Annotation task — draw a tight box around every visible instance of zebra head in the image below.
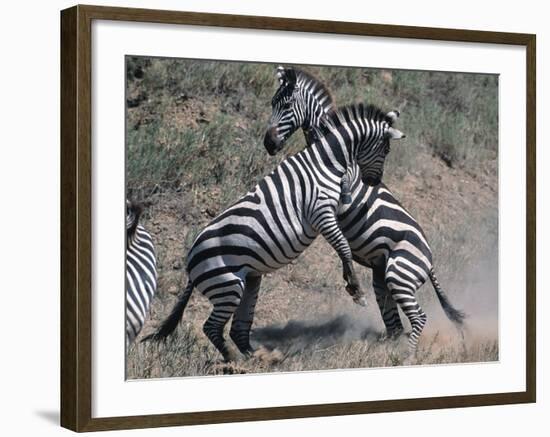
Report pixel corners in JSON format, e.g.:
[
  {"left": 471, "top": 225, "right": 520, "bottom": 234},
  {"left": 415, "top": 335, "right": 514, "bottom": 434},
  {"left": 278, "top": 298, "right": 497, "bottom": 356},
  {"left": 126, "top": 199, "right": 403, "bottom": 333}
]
[
  {"left": 353, "top": 107, "right": 405, "bottom": 186},
  {"left": 264, "top": 66, "right": 334, "bottom": 155},
  {"left": 264, "top": 66, "right": 300, "bottom": 155}
]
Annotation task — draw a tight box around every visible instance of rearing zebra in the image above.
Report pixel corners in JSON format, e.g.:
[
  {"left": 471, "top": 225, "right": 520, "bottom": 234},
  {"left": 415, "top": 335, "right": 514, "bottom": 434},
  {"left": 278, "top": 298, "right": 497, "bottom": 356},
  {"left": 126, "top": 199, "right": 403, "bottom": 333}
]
[
  {"left": 126, "top": 200, "right": 157, "bottom": 346},
  {"left": 264, "top": 66, "right": 465, "bottom": 353},
  {"left": 145, "top": 103, "right": 405, "bottom": 361}
]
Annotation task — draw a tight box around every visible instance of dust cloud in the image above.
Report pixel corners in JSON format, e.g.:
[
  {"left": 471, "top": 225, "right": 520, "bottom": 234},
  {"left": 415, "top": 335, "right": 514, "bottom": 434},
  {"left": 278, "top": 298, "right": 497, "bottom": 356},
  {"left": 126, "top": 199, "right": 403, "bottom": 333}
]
[{"left": 251, "top": 246, "right": 499, "bottom": 361}]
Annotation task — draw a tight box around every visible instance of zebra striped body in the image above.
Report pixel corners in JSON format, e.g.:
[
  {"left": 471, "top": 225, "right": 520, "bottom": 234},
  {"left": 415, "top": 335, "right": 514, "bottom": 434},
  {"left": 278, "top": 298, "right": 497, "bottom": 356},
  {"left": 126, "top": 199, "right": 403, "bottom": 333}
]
[
  {"left": 147, "top": 104, "right": 402, "bottom": 361},
  {"left": 265, "top": 67, "right": 465, "bottom": 353},
  {"left": 126, "top": 200, "right": 157, "bottom": 345},
  {"left": 338, "top": 165, "right": 434, "bottom": 345}
]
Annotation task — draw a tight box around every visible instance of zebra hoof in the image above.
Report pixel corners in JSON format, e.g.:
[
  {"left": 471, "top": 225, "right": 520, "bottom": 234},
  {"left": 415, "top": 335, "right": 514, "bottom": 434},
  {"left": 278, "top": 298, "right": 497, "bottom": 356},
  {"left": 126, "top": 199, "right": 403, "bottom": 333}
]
[
  {"left": 253, "top": 346, "right": 285, "bottom": 364},
  {"left": 222, "top": 349, "right": 239, "bottom": 363},
  {"left": 378, "top": 331, "right": 399, "bottom": 342},
  {"left": 402, "top": 354, "right": 417, "bottom": 366},
  {"left": 354, "top": 295, "right": 367, "bottom": 307}
]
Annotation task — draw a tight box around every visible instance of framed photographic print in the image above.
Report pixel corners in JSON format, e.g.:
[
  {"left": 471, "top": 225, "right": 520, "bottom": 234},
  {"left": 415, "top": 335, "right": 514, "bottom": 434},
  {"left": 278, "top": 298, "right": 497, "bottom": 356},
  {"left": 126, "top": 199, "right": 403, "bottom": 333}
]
[{"left": 60, "top": 4, "right": 536, "bottom": 432}]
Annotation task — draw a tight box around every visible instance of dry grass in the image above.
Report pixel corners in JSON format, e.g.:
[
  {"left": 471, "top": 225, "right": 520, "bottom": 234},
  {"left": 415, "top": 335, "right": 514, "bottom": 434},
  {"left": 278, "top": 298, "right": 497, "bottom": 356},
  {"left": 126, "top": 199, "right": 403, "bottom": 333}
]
[
  {"left": 125, "top": 57, "right": 498, "bottom": 379},
  {"left": 128, "top": 247, "right": 498, "bottom": 378}
]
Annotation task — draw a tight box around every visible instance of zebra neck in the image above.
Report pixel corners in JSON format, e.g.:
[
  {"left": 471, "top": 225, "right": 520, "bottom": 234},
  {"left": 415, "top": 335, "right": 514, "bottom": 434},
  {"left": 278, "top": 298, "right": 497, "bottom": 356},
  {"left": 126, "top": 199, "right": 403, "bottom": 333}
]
[
  {"left": 326, "top": 114, "right": 372, "bottom": 165},
  {"left": 298, "top": 82, "right": 332, "bottom": 131},
  {"left": 127, "top": 223, "right": 140, "bottom": 244},
  {"left": 311, "top": 134, "right": 350, "bottom": 180}
]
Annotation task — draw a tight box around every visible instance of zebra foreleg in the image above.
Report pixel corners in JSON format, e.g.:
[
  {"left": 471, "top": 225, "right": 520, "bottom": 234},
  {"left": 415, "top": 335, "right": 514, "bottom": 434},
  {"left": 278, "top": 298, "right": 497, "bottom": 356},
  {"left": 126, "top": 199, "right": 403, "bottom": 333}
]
[
  {"left": 230, "top": 275, "right": 262, "bottom": 356},
  {"left": 340, "top": 172, "right": 352, "bottom": 205},
  {"left": 343, "top": 261, "right": 367, "bottom": 306},
  {"left": 313, "top": 208, "right": 367, "bottom": 306}
]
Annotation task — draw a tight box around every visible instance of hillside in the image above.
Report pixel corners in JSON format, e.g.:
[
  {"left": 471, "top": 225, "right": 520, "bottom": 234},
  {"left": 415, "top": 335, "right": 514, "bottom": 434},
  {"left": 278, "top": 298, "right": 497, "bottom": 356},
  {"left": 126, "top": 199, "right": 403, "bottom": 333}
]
[{"left": 125, "top": 57, "right": 498, "bottom": 378}]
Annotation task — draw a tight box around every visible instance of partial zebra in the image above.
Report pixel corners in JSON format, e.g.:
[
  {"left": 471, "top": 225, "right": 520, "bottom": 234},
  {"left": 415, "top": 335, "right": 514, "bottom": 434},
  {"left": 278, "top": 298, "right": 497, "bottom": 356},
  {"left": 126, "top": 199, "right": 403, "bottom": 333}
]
[
  {"left": 264, "top": 66, "right": 465, "bottom": 353},
  {"left": 145, "top": 103, "right": 405, "bottom": 361},
  {"left": 126, "top": 200, "right": 157, "bottom": 346}
]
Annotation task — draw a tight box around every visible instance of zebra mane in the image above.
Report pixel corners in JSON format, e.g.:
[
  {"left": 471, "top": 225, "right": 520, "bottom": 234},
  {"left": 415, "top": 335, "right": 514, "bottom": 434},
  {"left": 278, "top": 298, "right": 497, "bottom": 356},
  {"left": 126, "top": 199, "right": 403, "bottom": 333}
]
[
  {"left": 294, "top": 68, "right": 335, "bottom": 111},
  {"left": 272, "top": 66, "right": 335, "bottom": 111},
  {"left": 319, "top": 103, "right": 393, "bottom": 134}
]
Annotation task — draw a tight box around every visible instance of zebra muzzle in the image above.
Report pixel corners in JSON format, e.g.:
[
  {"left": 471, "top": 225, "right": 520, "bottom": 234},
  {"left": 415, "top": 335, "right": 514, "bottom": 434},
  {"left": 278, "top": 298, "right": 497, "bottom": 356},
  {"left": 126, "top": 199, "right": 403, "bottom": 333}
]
[
  {"left": 263, "top": 128, "right": 281, "bottom": 156},
  {"left": 345, "top": 282, "right": 367, "bottom": 307},
  {"left": 341, "top": 192, "right": 352, "bottom": 205}
]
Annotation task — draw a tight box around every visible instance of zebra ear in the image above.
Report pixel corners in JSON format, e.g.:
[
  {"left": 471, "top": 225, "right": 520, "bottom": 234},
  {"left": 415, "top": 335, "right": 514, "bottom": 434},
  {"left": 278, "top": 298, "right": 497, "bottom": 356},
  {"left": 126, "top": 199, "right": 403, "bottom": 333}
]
[
  {"left": 276, "top": 66, "right": 286, "bottom": 85},
  {"left": 388, "top": 127, "right": 406, "bottom": 139},
  {"left": 386, "top": 110, "right": 400, "bottom": 124},
  {"left": 276, "top": 66, "right": 297, "bottom": 86},
  {"left": 286, "top": 68, "right": 297, "bottom": 85}
]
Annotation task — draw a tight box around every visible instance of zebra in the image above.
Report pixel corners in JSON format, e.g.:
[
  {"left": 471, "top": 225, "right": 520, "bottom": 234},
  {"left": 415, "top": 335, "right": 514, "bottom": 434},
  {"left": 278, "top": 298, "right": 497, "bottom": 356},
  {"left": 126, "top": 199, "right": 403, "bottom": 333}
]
[
  {"left": 263, "top": 66, "right": 465, "bottom": 354},
  {"left": 126, "top": 199, "right": 157, "bottom": 346},
  {"left": 144, "top": 103, "right": 405, "bottom": 361}
]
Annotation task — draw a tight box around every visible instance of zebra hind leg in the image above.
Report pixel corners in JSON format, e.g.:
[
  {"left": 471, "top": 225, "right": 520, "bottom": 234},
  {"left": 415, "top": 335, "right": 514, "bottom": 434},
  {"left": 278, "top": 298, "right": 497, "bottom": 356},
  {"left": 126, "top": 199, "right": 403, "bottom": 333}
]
[
  {"left": 386, "top": 270, "right": 427, "bottom": 361},
  {"left": 202, "top": 279, "right": 244, "bottom": 362},
  {"left": 230, "top": 275, "right": 262, "bottom": 357},
  {"left": 405, "top": 310, "right": 427, "bottom": 354},
  {"left": 373, "top": 266, "right": 404, "bottom": 340}
]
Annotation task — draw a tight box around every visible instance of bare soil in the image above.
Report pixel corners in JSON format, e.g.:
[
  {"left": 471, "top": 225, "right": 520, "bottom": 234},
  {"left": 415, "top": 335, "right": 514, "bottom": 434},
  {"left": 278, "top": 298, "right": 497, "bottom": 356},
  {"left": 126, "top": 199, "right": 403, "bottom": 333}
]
[{"left": 127, "top": 154, "right": 498, "bottom": 379}]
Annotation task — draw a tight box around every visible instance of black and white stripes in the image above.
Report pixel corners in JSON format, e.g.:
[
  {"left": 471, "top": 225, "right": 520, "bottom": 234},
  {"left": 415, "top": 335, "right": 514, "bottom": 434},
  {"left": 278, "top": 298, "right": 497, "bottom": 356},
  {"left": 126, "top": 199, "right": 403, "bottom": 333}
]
[
  {"left": 264, "top": 66, "right": 465, "bottom": 353},
  {"left": 126, "top": 200, "right": 157, "bottom": 345},
  {"left": 146, "top": 102, "right": 403, "bottom": 361}
]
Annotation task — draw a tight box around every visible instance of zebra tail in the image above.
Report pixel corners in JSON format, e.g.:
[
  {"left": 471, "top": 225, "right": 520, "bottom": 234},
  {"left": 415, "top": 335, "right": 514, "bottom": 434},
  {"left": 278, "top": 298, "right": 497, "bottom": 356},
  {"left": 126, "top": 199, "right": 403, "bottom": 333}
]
[
  {"left": 428, "top": 268, "right": 466, "bottom": 325},
  {"left": 141, "top": 279, "right": 194, "bottom": 342}
]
